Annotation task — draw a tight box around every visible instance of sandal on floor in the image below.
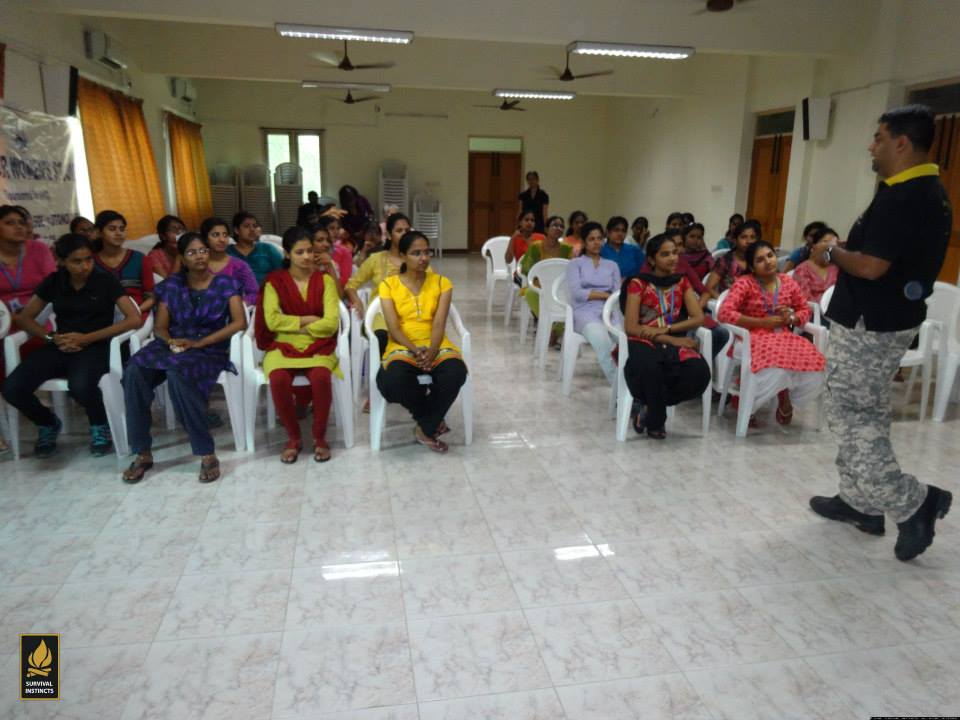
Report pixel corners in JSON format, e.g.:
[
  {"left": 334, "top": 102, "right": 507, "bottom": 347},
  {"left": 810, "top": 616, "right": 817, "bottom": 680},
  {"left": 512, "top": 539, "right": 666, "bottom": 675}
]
[
  {"left": 776, "top": 406, "right": 793, "bottom": 425},
  {"left": 362, "top": 399, "right": 371, "bottom": 414},
  {"left": 280, "top": 445, "right": 301, "bottom": 464},
  {"left": 647, "top": 428, "right": 667, "bottom": 440},
  {"left": 122, "top": 455, "right": 154, "bottom": 484},
  {"left": 313, "top": 445, "right": 332, "bottom": 463},
  {"left": 631, "top": 414, "right": 646, "bottom": 435},
  {"left": 198, "top": 456, "right": 221, "bottom": 484},
  {"left": 436, "top": 421, "right": 450, "bottom": 436},
  {"left": 414, "top": 427, "right": 448, "bottom": 453}
]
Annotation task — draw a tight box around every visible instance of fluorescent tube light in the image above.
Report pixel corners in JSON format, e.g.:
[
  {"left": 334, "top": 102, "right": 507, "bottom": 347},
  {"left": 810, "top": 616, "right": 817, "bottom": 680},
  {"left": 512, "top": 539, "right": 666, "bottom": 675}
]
[
  {"left": 276, "top": 24, "right": 413, "bottom": 44},
  {"left": 302, "top": 81, "right": 391, "bottom": 93},
  {"left": 567, "top": 41, "right": 694, "bottom": 59},
  {"left": 493, "top": 89, "right": 575, "bottom": 100}
]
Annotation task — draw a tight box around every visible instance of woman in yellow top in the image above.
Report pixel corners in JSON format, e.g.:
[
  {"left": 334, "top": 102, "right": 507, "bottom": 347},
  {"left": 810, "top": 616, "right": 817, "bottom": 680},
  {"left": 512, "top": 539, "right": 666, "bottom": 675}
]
[
  {"left": 345, "top": 212, "right": 411, "bottom": 357},
  {"left": 378, "top": 231, "right": 468, "bottom": 453},
  {"left": 255, "top": 226, "right": 340, "bottom": 464}
]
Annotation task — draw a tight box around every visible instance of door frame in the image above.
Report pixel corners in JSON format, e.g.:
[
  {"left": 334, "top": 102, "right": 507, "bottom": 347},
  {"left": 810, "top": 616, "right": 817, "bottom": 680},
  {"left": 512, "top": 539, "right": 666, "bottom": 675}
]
[{"left": 467, "top": 136, "right": 524, "bottom": 252}]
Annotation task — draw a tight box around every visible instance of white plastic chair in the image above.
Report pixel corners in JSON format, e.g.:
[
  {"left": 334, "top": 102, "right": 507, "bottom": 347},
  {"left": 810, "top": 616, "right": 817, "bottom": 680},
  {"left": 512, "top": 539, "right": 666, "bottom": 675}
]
[
  {"left": 4, "top": 312, "right": 136, "bottom": 459},
  {"left": 350, "top": 288, "right": 371, "bottom": 404},
  {"left": 712, "top": 249, "right": 729, "bottom": 261},
  {"left": 552, "top": 274, "right": 588, "bottom": 396},
  {"left": 128, "top": 234, "right": 159, "bottom": 255},
  {"left": 242, "top": 303, "right": 354, "bottom": 452},
  {"left": 364, "top": 297, "right": 473, "bottom": 451},
  {"left": 526, "top": 258, "right": 570, "bottom": 367},
  {"left": 714, "top": 290, "right": 827, "bottom": 437},
  {"left": 503, "top": 261, "right": 520, "bottom": 327},
  {"left": 0, "top": 301, "right": 14, "bottom": 444},
  {"left": 259, "top": 234, "right": 283, "bottom": 250},
  {"left": 932, "top": 282, "right": 960, "bottom": 422},
  {"left": 602, "top": 291, "right": 712, "bottom": 441},
  {"left": 481, "top": 236, "right": 512, "bottom": 315}
]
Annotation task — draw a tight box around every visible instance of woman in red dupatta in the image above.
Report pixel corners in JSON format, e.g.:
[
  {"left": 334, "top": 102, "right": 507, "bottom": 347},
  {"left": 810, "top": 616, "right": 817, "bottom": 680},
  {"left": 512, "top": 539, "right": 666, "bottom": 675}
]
[{"left": 255, "top": 227, "right": 341, "bottom": 463}]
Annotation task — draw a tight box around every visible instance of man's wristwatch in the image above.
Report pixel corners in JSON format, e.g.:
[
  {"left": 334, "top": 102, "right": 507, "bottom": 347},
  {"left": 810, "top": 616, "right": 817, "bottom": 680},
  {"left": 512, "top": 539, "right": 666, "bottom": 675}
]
[{"left": 823, "top": 246, "right": 833, "bottom": 264}]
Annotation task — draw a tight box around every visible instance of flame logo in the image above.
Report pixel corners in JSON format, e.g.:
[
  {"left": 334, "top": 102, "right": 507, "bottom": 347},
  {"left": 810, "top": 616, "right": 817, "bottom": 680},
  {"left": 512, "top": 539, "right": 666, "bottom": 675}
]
[{"left": 26, "top": 639, "right": 53, "bottom": 677}]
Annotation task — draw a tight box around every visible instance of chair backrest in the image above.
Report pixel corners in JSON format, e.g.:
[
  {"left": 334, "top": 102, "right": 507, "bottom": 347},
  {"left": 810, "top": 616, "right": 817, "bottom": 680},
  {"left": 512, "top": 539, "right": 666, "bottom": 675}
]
[
  {"left": 528, "top": 258, "right": 569, "bottom": 317},
  {"left": 260, "top": 234, "right": 283, "bottom": 248},
  {"left": 715, "top": 289, "right": 731, "bottom": 319},
  {"left": 274, "top": 162, "right": 302, "bottom": 185},
  {"left": 712, "top": 249, "right": 729, "bottom": 261},
  {"left": 481, "top": 236, "right": 511, "bottom": 274},
  {"left": 0, "top": 300, "right": 11, "bottom": 339},
  {"left": 551, "top": 273, "right": 571, "bottom": 309},
  {"left": 926, "top": 281, "right": 960, "bottom": 351},
  {"left": 242, "top": 164, "right": 269, "bottom": 187},
  {"left": 820, "top": 284, "right": 835, "bottom": 314},
  {"left": 211, "top": 163, "right": 237, "bottom": 186},
  {"left": 128, "top": 234, "right": 159, "bottom": 255}
]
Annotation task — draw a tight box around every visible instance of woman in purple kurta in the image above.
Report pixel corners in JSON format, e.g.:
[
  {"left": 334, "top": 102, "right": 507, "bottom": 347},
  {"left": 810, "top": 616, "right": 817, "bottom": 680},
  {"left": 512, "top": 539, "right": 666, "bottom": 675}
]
[
  {"left": 122, "top": 232, "right": 247, "bottom": 485},
  {"left": 565, "top": 222, "right": 621, "bottom": 386}
]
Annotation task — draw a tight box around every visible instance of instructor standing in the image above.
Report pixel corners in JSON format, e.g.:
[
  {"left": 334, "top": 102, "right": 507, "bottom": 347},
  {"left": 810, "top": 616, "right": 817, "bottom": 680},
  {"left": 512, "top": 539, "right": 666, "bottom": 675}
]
[{"left": 809, "top": 104, "right": 952, "bottom": 561}]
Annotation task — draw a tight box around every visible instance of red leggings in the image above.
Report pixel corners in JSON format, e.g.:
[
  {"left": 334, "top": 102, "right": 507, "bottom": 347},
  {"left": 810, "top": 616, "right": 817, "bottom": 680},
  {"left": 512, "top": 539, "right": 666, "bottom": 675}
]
[{"left": 269, "top": 367, "right": 333, "bottom": 449}]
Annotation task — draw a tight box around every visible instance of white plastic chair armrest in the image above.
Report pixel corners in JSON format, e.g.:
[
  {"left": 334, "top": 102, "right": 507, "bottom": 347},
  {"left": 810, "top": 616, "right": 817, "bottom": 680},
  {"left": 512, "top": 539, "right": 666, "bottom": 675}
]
[
  {"left": 108, "top": 329, "right": 137, "bottom": 377},
  {"left": 807, "top": 301, "right": 821, "bottom": 326},
  {"left": 695, "top": 326, "right": 712, "bottom": 367},
  {"left": 4, "top": 330, "right": 30, "bottom": 373},
  {"left": 802, "top": 322, "right": 828, "bottom": 355},
  {"left": 917, "top": 319, "right": 939, "bottom": 357}
]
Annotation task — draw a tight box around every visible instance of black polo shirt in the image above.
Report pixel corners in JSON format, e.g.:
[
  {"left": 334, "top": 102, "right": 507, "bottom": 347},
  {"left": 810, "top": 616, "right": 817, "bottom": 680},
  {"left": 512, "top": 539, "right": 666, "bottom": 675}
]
[
  {"left": 827, "top": 164, "right": 951, "bottom": 332},
  {"left": 518, "top": 187, "right": 549, "bottom": 233},
  {"left": 35, "top": 269, "right": 125, "bottom": 337}
]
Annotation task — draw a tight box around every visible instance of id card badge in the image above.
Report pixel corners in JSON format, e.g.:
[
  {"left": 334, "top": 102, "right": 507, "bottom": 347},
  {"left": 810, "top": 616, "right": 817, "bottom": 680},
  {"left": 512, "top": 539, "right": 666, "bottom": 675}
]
[{"left": 8, "top": 298, "right": 23, "bottom": 313}]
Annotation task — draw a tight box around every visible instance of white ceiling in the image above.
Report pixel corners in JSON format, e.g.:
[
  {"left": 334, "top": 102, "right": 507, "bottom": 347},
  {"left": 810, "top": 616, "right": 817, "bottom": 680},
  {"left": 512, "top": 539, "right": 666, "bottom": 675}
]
[{"left": 28, "top": 0, "right": 879, "bottom": 96}]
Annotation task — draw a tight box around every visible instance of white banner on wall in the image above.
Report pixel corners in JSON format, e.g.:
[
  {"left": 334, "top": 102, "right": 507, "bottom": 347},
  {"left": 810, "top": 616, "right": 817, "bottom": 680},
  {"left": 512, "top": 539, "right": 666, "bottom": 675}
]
[{"left": 0, "top": 105, "right": 78, "bottom": 243}]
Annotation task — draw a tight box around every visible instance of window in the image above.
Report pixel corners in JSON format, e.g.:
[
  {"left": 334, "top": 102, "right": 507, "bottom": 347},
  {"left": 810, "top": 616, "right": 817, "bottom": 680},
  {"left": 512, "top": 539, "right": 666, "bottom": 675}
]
[{"left": 262, "top": 129, "right": 323, "bottom": 202}]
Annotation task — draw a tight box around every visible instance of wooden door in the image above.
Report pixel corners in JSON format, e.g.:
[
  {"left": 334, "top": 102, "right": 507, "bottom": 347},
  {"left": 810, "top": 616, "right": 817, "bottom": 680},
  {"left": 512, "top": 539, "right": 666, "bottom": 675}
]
[
  {"left": 468, "top": 151, "right": 522, "bottom": 251},
  {"left": 746, "top": 134, "right": 792, "bottom": 247},
  {"left": 929, "top": 113, "right": 960, "bottom": 282}
]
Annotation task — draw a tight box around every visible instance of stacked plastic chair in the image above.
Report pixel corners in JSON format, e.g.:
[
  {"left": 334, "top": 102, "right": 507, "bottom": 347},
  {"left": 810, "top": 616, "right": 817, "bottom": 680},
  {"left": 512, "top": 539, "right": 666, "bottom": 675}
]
[
  {"left": 274, "top": 162, "right": 303, "bottom": 232},
  {"left": 379, "top": 160, "right": 409, "bottom": 217},
  {"left": 413, "top": 193, "right": 443, "bottom": 258},
  {"left": 210, "top": 163, "right": 239, "bottom": 223},
  {"left": 241, "top": 164, "right": 274, "bottom": 233}
]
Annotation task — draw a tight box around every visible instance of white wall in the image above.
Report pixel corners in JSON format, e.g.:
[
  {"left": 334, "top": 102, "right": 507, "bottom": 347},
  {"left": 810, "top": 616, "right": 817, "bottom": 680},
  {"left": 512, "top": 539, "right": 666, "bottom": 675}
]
[
  {"left": 195, "top": 81, "right": 610, "bottom": 250},
  {"left": 0, "top": 5, "right": 192, "bottom": 214}
]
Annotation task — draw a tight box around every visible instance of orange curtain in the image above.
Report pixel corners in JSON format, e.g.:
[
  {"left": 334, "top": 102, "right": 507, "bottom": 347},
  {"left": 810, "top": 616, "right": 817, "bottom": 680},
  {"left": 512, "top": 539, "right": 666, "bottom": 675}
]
[
  {"left": 167, "top": 113, "right": 212, "bottom": 231},
  {"left": 77, "top": 77, "right": 164, "bottom": 239}
]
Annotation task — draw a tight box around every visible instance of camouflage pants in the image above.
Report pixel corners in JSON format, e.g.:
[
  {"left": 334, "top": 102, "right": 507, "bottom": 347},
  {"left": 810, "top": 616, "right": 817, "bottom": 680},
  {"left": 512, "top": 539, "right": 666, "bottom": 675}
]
[{"left": 826, "top": 320, "right": 927, "bottom": 523}]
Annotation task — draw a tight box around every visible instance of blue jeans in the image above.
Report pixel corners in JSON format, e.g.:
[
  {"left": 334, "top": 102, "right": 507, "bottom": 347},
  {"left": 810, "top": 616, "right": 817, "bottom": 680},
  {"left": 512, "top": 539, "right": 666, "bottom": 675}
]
[{"left": 123, "top": 364, "right": 214, "bottom": 456}]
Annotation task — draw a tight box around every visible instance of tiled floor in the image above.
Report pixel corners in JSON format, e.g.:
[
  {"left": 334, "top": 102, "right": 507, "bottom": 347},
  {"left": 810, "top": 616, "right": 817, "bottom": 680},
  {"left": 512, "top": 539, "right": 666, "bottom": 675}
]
[{"left": 1, "top": 255, "right": 959, "bottom": 719}]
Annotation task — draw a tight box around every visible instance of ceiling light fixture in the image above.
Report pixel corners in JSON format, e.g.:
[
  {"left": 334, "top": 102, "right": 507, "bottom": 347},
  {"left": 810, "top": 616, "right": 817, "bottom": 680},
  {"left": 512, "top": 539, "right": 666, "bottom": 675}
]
[
  {"left": 493, "top": 89, "right": 575, "bottom": 100},
  {"left": 302, "top": 80, "right": 391, "bottom": 93},
  {"left": 567, "top": 41, "right": 694, "bottom": 60},
  {"left": 277, "top": 23, "right": 413, "bottom": 44}
]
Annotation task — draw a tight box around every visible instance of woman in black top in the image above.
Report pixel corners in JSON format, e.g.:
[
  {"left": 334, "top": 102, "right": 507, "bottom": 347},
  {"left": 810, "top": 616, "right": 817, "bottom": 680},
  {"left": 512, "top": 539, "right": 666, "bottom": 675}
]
[
  {"left": 2, "top": 234, "right": 139, "bottom": 457},
  {"left": 518, "top": 171, "right": 549, "bottom": 233}
]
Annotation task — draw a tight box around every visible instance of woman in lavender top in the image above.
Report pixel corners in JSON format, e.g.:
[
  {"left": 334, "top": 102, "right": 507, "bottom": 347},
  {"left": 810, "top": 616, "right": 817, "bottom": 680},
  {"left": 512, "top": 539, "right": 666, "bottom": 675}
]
[
  {"left": 565, "top": 221, "right": 621, "bottom": 386},
  {"left": 121, "top": 232, "right": 247, "bottom": 485},
  {"left": 201, "top": 216, "right": 259, "bottom": 304}
]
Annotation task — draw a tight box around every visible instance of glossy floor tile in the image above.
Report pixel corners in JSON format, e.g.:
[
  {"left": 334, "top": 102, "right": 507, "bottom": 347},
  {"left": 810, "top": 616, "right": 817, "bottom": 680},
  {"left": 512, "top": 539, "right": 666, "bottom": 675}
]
[{"left": 2, "top": 256, "right": 958, "bottom": 718}]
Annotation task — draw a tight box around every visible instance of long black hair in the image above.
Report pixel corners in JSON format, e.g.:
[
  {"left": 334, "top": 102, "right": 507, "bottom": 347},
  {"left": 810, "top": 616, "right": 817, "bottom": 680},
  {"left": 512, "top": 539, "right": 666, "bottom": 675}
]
[
  {"left": 731, "top": 219, "right": 762, "bottom": 244},
  {"left": 384, "top": 212, "right": 411, "bottom": 250},
  {"left": 53, "top": 232, "right": 93, "bottom": 260},
  {"left": 398, "top": 230, "right": 430, "bottom": 273},
  {"left": 154, "top": 214, "right": 185, "bottom": 249},
  {"left": 566, "top": 210, "right": 587, "bottom": 236},
  {"left": 93, "top": 209, "right": 126, "bottom": 252},
  {"left": 281, "top": 225, "right": 312, "bottom": 269}
]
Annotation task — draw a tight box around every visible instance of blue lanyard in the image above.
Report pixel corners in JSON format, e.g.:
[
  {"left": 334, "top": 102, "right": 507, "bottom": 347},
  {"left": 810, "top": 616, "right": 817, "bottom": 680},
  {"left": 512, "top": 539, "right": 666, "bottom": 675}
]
[
  {"left": 0, "top": 248, "right": 24, "bottom": 292},
  {"left": 655, "top": 285, "right": 677, "bottom": 327},
  {"left": 755, "top": 276, "right": 780, "bottom": 316}
]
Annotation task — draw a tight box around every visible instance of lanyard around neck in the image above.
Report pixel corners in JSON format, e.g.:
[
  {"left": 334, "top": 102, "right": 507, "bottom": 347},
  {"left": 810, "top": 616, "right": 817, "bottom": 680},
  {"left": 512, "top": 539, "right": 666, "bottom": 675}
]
[{"left": 0, "top": 247, "right": 25, "bottom": 291}]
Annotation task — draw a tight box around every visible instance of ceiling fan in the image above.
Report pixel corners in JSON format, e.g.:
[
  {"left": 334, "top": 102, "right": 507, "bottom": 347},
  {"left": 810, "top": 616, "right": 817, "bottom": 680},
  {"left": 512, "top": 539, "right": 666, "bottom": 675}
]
[
  {"left": 473, "top": 99, "right": 526, "bottom": 112},
  {"left": 337, "top": 89, "right": 379, "bottom": 104},
  {"left": 692, "top": 0, "right": 756, "bottom": 14},
  {"left": 310, "top": 39, "right": 395, "bottom": 71},
  {"left": 545, "top": 50, "right": 613, "bottom": 82}
]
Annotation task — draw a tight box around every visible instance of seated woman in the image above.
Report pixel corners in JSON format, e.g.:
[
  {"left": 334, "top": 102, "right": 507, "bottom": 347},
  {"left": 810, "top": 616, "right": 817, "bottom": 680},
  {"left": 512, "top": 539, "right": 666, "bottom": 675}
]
[
  {"left": 782, "top": 221, "right": 828, "bottom": 272},
  {"left": 121, "top": 232, "right": 247, "bottom": 484},
  {"left": 706, "top": 219, "right": 761, "bottom": 299},
  {"left": 317, "top": 215, "right": 355, "bottom": 283},
  {"left": 255, "top": 226, "right": 340, "bottom": 464},
  {"left": 566, "top": 223, "right": 620, "bottom": 386},
  {"left": 627, "top": 216, "right": 649, "bottom": 249},
  {"left": 338, "top": 184, "right": 375, "bottom": 247},
  {"left": 0, "top": 205, "right": 56, "bottom": 315},
  {"left": 310, "top": 224, "right": 345, "bottom": 297},
  {"left": 227, "top": 211, "right": 283, "bottom": 285},
  {"left": 345, "top": 213, "right": 410, "bottom": 359},
  {"left": 149, "top": 215, "right": 186, "bottom": 279},
  {"left": 93, "top": 210, "right": 155, "bottom": 314},
  {"left": 2, "top": 233, "right": 139, "bottom": 457},
  {"left": 201, "top": 216, "right": 259, "bottom": 305},
  {"left": 715, "top": 213, "right": 744, "bottom": 251},
  {"left": 621, "top": 233, "right": 711, "bottom": 439},
  {"left": 69, "top": 215, "right": 96, "bottom": 240},
  {"left": 681, "top": 223, "right": 714, "bottom": 280},
  {"left": 717, "top": 240, "right": 825, "bottom": 426},
  {"left": 563, "top": 210, "right": 588, "bottom": 257},
  {"left": 378, "top": 231, "right": 468, "bottom": 453},
  {"left": 504, "top": 210, "right": 544, "bottom": 265},
  {"left": 792, "top": 226, "right": 839, "bottom": 304},
  {"left": 520, "top": 214, "right": 573, "bottom": 320},
  {"left": 354, "top": 220, "right": 384, "bottom": 266}
]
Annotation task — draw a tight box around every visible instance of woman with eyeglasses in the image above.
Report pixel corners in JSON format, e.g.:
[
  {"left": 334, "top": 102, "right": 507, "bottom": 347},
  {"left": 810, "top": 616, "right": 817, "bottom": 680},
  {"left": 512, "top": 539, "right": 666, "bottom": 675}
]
[
  {"left": 519, "top": 214, "right": 573, "bottom": 320},
  {"left": 377, "top": 231, "right": 467, "bottom": 453},
  {"left": 121, "top": 232, "right": 247, "bottom": 484}
]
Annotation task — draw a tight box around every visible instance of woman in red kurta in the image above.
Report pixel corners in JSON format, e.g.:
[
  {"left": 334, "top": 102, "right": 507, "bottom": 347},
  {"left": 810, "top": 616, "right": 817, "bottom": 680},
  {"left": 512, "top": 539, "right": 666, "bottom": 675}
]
[{"left": 717, "top": 240, "right": 825, "bottom": 425}]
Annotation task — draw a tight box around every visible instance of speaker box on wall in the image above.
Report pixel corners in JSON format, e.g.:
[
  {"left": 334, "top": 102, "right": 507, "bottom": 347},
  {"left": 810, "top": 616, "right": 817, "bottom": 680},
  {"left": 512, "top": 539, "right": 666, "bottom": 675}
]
[
  {"left": 40, "top": 64, "right": 78, "bottom": 116},
  {"left": 801, "top": 97, "right": 830, "bottom": 141}
]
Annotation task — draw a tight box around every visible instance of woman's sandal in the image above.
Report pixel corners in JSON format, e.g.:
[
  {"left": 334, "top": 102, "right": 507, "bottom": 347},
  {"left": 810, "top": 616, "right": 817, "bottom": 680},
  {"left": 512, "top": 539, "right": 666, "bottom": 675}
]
[
  {"left": 436, "top": 421, "right": 450, "bottom": 436},
  {"left": 280, "top": 445, "right": 301, "bottom": 464},
  {"left": 646, "top": 428, "right": 667, "bottom": 440},
  {"left": 122, "top": 455, "right": 154, "bottom": 484},
  {"left": 776, "top": 405, "right": 794, "bottom": 425},
  {"left": 313, "top": 445, "right": 332, "bottom": 463},
  {"left": 414, "top": 428, "right": 448, "bottom": 453},
  {"left": 631, "top": 414, "right": 646, "bottom": 435},
  {"left": 198, "top": 456, "right": 221, "bottom": 484}
]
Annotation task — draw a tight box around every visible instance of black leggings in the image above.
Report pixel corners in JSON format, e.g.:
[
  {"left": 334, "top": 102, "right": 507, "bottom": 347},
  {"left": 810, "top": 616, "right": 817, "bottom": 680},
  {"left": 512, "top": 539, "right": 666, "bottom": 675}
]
[
  {"left": 374, "top": 329, "right": 388, "bottom": 358},
  {"left": 624, "top": 341, "right": 710, "bottom": 432},
  {"left": 2, "top": 342, "right": 110, "bottom": 426},
  {"left": 376, "top": 358, "right": 467, "bottom": 437}
]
